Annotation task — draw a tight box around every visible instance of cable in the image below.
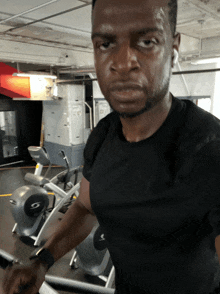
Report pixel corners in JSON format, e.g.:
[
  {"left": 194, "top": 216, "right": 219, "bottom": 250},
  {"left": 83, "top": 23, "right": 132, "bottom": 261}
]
[
  {"left": 3, "top": 3, "right": 90, "bottom": 34},
  {"left": 0, "top": 0, "right": 60, "bottom": 25}
]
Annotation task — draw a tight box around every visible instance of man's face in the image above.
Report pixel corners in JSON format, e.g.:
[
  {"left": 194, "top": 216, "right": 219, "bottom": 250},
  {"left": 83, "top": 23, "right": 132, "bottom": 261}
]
[{"left": 92, "top": 0, "right": 179, "bottom": 118}]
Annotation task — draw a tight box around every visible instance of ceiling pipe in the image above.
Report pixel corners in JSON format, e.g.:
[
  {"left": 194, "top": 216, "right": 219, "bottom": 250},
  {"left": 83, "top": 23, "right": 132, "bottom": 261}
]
[
  {"left": 58, "top": 67, "right": 95, "bottom": 74},
  {"left": 3, "top": 3, "right": 90, "bottom": 34},
  {"left": 56, "top": 78, "right": 96, "bottom": 84},
  {"left": 0, "top": 12, "right": 91, "bottom": 39},
  {"left": 176, "top": 62, "right": 190, "bottom": 96},
  {"left": 57, "top": 67, "right": 220, "bottom": 83},
  {"left": 172, "top": 68, "right": 220, "bottom": 75},
  {"left": 0, "top": 0, "right": 60, "bottom": 25},
  {"left": 0, "top": 34, "right": 92, "bottom": 53}
]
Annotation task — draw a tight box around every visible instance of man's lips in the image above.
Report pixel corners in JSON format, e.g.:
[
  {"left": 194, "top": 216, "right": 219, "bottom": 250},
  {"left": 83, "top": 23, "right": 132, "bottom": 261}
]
[{"left": 109, "top": 82, "right": 144, "bottom": 101}]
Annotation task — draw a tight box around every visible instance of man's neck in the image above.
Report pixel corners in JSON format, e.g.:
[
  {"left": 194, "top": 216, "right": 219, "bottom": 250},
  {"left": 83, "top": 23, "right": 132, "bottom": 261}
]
[{"left": 120, "top": 94, "right": 172, "bottom": 143}]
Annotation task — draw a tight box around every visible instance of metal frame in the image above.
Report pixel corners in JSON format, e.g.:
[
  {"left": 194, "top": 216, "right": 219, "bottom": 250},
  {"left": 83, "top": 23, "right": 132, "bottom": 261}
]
[
  {"left": 32, "top": 182, "right": 80, "bottom": 246},
  {"left": 12, "top": 167, "right": 81, "bottom": 247}
]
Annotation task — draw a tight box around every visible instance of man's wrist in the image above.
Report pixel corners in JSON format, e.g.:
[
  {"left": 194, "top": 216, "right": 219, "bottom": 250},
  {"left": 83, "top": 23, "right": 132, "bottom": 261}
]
[
  {"left": 29, "top": 247, "right": 55, "bottom": 270},
  {"left": 30, "top": 258, "right": 49, "bottom": 272}
]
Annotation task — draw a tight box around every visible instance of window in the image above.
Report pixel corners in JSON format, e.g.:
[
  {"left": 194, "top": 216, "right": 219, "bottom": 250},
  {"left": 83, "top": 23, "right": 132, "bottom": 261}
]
[{"left": 0, "top": 111, "right": 18, "bottom": 158}]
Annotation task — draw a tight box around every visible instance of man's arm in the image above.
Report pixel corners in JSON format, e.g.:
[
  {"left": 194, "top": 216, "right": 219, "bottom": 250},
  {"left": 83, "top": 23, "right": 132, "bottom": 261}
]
[
  {"left": 43, "top": 176, "right": 96, "bottom": 261},
  {"left": 3, "top": 176, "right": 96, "bottom": 294},
  {"left": 215, "top": 235, "right": 220, "bottom": 263}
]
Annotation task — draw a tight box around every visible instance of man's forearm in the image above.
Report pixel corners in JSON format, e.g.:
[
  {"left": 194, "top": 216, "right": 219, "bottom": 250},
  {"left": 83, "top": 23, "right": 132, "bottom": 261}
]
[
  {"left": 42, "top": 199, "right": 97, "bottom": 262},
  {"left": 215, "top": 235, "right": 220, "bottom": 264}
]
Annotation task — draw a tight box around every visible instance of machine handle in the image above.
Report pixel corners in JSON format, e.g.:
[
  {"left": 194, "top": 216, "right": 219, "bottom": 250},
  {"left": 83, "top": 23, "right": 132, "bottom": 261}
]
[
  {"left": 84, "top": 102, "right": 93, "bottom": 131},
  {"left": 0, "top": 249, "right": 58, "bottom": 294},
  {"left": 0, "top": 249, "right": 115, "bottom": 294}
]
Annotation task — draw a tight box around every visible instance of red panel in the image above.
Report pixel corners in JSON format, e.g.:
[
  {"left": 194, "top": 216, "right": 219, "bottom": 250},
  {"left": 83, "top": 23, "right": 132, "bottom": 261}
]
[
  {"left": 0, "top": 63, "right": 31, "bottom": 98},
  {"left": 0, "top": 75, "right": 31, "bottom": 98},
  {"left": 0, "top": 62, "right": 17, "bottom": 75}
]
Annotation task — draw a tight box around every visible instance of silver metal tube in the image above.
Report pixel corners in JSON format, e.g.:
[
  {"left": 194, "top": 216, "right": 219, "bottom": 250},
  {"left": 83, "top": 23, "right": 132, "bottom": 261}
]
[
  {"left": 105, "top": 267, "right": 115, "bottom": 288},
  {"left": 45, "top": 275, "right": 115, "bottom": 294},
  {"left": 39, "top": 282, "right": 59, "bottom": 294},
  {"left": 84, "top": 102, "right": 93, "bottom": 130},
  {"left": 176, "top": 62, "right": 190, "bottom": 96},
  {"left": 34, "top": 163, "right": 43, "bottom": 176},
  {"left": 173, "top": 68, "right": 220, "bottom": 75},
  {"left": 4, "top": 3, "right": 90, "bottom": 33}
]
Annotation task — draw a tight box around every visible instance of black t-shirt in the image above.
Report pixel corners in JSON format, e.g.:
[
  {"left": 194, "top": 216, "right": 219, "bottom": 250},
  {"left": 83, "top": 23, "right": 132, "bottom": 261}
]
[{"left": 83, "top": 97, "right": 220, "bottom": 294}]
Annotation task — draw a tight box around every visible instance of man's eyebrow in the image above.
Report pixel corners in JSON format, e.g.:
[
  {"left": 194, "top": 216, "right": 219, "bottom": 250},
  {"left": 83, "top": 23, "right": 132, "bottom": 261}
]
[
  {"left": 91, "top": 28, "right": 164, "bottom": 40},
  {"left": 91, "top": 32, "right": 115, "bottom": 40},
  {"left": 131, "top": 28, "right": 164, "bottom": 36}
]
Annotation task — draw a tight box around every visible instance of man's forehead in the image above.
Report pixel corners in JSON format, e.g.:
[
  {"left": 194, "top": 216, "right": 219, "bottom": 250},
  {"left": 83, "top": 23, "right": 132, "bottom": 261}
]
[
  {"left": 92, "top": 0, "right": 170, "bottom": 33},
  {"left": 93, "top": 0, "right": 170, "bottom": 14}
]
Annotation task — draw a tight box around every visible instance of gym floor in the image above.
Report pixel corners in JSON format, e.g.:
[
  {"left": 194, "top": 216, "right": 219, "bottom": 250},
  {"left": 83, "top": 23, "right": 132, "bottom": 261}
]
[{"left": 0, "top": 163, "right": 106, "bottom": 294}]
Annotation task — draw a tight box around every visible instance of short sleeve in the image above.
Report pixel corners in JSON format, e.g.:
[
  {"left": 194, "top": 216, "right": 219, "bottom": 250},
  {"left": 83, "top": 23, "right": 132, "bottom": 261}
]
[
  {"left": 194, "top": 140, "right": 220, "bottom": 237},
  {"left": 82, "top": 112, "right": 115, "bottom": 182},
  {"left": 208, "top": 206, "right": 220, "bottom": 237}
]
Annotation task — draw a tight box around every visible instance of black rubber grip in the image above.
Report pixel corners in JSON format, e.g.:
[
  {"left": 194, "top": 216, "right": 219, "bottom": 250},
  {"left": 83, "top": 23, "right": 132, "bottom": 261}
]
[{"left": 0, "top": 255, "right": 13, "bottom": 269}]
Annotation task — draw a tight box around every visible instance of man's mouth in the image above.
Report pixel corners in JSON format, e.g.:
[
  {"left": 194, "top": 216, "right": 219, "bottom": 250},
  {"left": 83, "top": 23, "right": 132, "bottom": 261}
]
[{"left": 109, "top": 83, "right": 144, "bottom": 101}]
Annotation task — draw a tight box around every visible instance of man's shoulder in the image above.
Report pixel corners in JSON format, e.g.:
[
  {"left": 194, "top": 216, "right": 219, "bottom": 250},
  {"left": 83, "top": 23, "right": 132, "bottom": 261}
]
[
  {"left": 185, "top": 100, "right": 220, "bottom": 124},
  {"left": 180, "top": 99, "right": 220, "bottom": 143},
  {"left": 83, "top": 111, "right": 119, "bottom": 180},
  {"left": 92, "top": 111, "right": 119, "bottom": 137},
  {"left": 172, "top": 99, "right": 220, "bottom": 175},
  {"left": 84, "top": 111, "right": 118, "bottom": 157},
  {"left": 96, "top": 111, "right": 118, "bottom": 126},
  {"left": 173, "top": 99, "right": 220, "bottom": 177}
]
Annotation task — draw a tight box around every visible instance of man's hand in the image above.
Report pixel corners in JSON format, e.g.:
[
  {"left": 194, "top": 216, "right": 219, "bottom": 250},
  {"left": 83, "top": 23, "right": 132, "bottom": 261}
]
[{"left": 2, "top": 261, "right": 47, "bottom": 294}]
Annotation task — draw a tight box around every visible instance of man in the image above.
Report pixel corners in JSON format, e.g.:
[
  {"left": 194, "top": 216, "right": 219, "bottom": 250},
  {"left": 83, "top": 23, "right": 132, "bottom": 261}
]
[{"left": 3, "top": 0, "right": 220, "bottom": 293}]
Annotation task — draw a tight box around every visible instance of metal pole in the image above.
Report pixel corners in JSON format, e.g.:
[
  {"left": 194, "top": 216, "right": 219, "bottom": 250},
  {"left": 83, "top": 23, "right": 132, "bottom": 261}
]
[
  {"left": 45, "top": 275, "right": 115, "bottom": 294},
  {"left": 84, "top": 102, "right": 93, "bottom": 130},
  {"left": 0, "top": 0, "right": 59, "bottom": 25},
  {"left": 57, "top": 67, "right": 220, "bottom": 84},
  {"left": 4, "top": 3, "right": 90, "bottom": 34},
  {"left": 176, "top": 62, "right": 190, "bottom": 96},
  {"left": 172, "top": 68, "right": 220, "bottom": 75}
]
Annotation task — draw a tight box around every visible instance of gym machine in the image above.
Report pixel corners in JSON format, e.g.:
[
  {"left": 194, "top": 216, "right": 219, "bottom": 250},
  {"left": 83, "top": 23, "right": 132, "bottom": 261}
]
[
  {"left": 9, "top": 146, "right": 115, "bottom": 288},
  {"left": 10, "top": 146, "right": 81, "bottom": 247}
]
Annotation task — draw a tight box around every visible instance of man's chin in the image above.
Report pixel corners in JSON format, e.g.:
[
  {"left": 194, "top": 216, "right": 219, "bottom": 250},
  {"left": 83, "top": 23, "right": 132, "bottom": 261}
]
[{"left": 113, "top": 103, "right": 152, "bottom": 119}]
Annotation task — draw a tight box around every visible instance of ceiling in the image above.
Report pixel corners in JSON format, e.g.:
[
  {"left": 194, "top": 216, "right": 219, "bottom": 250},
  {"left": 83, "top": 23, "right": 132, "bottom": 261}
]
[{"left": 0, "top": 0, "right": 220, "bottom": 74}]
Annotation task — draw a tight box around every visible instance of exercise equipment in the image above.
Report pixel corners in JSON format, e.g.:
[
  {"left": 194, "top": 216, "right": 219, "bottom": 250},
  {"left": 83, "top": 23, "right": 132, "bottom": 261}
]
[
  {"left": 10, "top": 146, "right": 81, "bottom": 246},
  {"left": 71, "top": 223, "right": 115, "bottom": 288},
  {"left": 0, "top": 249, "right": 115, "bottom": 294},
  {"left": 9, "top": 146, "right": 115, "bottom": 286},
  {"left": 10, "top": 185, "right": 49, "bottom": 237}
]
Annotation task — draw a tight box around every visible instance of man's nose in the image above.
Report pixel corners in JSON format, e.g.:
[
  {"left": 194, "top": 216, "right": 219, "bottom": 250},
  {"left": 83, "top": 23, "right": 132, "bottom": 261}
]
[{"left": 111, "top": 42, "right": 140, "bottom": 75}]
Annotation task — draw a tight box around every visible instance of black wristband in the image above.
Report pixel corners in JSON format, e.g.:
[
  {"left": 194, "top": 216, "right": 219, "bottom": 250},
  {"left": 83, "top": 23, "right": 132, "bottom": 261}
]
[{"left": 29, "top": 247, "right": 54, "bottom": 270}]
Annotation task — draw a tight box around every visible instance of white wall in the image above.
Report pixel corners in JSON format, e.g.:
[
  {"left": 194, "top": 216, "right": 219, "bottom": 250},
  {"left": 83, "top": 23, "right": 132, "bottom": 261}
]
[
  {"left": 170, "top": 62, "right": 216, "bottom": 97},
  {"left": 211, "top": 62, "right": 220, "bottom": 119},
  {"left": 170, "top": 62, "right": 217, "bottom": 115},
  {"left": 0, "top": 39, "right": 94, "bottom": 68}
]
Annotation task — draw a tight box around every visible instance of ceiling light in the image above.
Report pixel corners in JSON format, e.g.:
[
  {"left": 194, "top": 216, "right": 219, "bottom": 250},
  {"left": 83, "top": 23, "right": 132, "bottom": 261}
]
[{"left": 12, "top": 73, "right": 57, "bottom": 79}]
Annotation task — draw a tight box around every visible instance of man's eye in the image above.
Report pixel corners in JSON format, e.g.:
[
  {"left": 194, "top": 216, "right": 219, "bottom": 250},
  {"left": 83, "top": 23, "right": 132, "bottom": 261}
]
[
  {"left": 99, "top": 41, "right": 114, "bottom": 51},
  {"left": 137, "top": 38, "right": 157, "bottom": 48}
]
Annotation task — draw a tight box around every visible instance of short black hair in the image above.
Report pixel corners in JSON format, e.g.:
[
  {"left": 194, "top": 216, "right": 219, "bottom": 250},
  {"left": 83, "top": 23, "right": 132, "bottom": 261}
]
[{"left": 92, "top": 0, "right": 178, "bottom": 36}]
